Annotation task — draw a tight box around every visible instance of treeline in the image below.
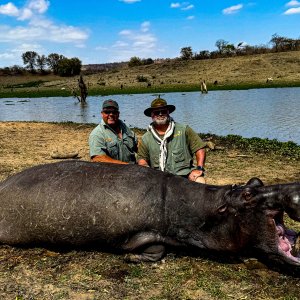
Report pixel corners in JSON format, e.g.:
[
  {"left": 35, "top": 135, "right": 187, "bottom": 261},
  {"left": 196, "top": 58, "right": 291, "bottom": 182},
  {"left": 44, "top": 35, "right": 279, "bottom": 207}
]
[
  {"left": 179, "top": 34, "right": 300, "bottom": 61},
  {"left": 127, "top": 33, "right": 300, "bottom": 67},
  {"left": 0, "top": 51, "right": 82, "bottom": 77}
]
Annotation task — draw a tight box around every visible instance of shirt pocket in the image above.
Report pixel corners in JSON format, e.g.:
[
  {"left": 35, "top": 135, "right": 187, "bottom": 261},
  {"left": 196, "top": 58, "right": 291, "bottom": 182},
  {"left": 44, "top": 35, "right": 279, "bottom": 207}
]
[
  {"left": 172, "top": 150, "right": 186, "bottom": 163},
  {"left": 123, "top": 135, "right": 137, "bottom": 152},
  {"left": 106, "top": 141, "right": 119, "bottom": 158}
]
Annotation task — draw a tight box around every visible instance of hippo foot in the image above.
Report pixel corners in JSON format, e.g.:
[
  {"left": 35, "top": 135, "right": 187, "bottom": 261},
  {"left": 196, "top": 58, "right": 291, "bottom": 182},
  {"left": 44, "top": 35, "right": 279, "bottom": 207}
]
[{"left": 124, "top": 245, "right": 165, "bottom": 263}]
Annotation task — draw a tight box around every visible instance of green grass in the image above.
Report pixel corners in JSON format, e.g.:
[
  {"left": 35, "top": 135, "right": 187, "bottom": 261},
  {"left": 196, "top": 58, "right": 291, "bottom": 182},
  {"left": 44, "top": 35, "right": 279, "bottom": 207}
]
[{"left": 0, "top": 81, "right": 300, "bottom": 98}]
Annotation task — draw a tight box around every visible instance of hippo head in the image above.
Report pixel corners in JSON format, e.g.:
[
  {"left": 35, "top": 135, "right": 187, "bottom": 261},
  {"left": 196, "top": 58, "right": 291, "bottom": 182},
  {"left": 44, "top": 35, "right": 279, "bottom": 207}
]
[
  {"left": 169, "top": 177, "right": 300, "bottom": 271},
  {"left": 227, "top": 179, "right": 300, "bottom": 271}
]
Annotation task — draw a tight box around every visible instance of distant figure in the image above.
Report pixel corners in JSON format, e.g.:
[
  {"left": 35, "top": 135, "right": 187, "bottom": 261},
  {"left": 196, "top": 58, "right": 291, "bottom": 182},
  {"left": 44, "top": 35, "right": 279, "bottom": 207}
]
[
  {"left": 213, "top": 80, "right": 218, "bottom": 85},
  {"left": 120, "top": 84, "right": 123, "bottom": 89},
  {"left": 266, "top": 77, "right": 273, "bottom": 83},
  {"left": 200, "top": 80, "right": 208, "bottom": 94}
]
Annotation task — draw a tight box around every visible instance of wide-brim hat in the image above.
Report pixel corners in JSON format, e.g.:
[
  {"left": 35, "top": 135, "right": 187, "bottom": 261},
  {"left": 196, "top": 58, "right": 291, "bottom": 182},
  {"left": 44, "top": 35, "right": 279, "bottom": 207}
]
[{"left": 144, "top": 97, "right": 176, "bottom": 117}]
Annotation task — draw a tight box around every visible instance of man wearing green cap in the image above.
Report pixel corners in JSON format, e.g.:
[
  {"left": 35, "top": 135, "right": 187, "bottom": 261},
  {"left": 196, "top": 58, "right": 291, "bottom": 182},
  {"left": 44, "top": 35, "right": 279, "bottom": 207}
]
[
  {"left": 137, "top": 97, "right": 206, "bottom": 183},
  {"left": 89, "top": 99, "right": 138, "bottom": 164}
]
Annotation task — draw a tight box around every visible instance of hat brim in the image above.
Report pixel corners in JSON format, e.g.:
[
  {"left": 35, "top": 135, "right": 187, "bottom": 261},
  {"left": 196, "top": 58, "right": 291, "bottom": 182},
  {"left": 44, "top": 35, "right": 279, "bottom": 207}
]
[{"left": 144, "top": 105, "right": 176, "bottom": 117}]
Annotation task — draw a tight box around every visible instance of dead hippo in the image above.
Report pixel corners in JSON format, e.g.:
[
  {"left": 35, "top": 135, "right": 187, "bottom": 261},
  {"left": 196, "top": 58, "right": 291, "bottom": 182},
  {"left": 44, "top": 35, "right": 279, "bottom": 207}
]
[{"left": 0, "top": 161, "right": 299, "bottom": 272}]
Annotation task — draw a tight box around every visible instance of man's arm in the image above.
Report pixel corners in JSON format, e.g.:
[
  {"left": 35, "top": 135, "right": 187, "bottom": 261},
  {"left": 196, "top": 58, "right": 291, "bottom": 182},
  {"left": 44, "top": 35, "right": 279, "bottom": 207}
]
[
  {"left": 137, "top": 139, "right": 150, "bottom": 167},
  {"left": 186, "top": 126, "right": 206, "bottom": 181},
  {"left": 91, "top": 154, "right": 129, "bottom": 164}
]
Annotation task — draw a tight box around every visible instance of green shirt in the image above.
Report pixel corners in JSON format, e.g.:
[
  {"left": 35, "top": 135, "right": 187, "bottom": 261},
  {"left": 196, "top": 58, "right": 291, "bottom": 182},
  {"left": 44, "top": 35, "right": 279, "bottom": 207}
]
[
  {"left": 137, "top": 123, "right": 206, "bottom": 176},
  {"left": 89, "top": 120, "right": 138, "bottom": 163}
]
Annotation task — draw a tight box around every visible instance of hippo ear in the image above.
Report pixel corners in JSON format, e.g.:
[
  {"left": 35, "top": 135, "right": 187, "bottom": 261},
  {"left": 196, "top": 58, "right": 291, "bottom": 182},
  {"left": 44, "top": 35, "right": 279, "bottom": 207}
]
[{"left": 246, "top": 177, "right": 264, "bottom": 187}]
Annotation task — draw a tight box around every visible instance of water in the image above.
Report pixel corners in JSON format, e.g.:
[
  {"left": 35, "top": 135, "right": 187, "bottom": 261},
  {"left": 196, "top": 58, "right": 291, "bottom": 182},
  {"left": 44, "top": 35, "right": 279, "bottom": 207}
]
[{"left": 0, "top": 87, "right": 299, "bottom": 145}]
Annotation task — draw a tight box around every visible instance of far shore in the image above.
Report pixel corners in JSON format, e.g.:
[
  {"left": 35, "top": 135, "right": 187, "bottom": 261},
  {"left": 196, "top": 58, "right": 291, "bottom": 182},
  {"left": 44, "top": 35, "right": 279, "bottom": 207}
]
[{"left": 1, "top": 81, "right": 300, "bottom": 99}]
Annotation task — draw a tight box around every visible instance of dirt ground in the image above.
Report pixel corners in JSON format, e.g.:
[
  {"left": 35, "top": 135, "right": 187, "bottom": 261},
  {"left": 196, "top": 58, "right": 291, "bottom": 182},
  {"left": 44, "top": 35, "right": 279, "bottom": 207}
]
[{"left": 0, "top": 122, "right": 300, "bottom": 300}]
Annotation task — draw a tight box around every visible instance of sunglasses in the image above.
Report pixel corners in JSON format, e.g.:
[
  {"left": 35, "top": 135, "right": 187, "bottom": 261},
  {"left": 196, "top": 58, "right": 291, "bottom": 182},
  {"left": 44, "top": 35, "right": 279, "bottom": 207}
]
[
  {"left": 102, "top": 110, "right": 119, "bottom": 115},
  {"left": 152, "top": 109, "right": 169, "bottom": 116}
]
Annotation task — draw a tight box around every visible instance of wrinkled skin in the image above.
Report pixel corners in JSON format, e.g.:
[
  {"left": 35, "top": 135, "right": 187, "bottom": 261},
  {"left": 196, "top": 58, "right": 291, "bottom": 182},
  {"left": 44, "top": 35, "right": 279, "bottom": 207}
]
[{"left": 0, "top": 161, "right": 299, "bottom": 273}]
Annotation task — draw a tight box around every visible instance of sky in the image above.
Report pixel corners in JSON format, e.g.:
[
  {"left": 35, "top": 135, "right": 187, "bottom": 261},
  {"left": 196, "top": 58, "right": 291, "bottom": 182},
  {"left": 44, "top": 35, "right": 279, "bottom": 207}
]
[{"left": 0, "top": 0, "right": 299, "bottom": 68}]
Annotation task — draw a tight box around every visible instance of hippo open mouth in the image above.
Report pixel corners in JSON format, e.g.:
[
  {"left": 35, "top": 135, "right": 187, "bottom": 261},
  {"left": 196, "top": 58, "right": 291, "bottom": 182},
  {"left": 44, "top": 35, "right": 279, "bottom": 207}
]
[
  {"left": 275, "top": 219, "right": 300, "bottom": 263},
  {"left": 269, "top": 209, "right": 300, "bottom": 264}
]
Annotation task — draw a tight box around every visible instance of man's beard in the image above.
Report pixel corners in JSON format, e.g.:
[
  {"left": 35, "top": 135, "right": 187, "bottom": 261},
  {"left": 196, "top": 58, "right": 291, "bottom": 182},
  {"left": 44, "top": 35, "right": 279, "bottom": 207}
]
[{"left": 153, "top": 116, "right": 169, "bottom": 126}]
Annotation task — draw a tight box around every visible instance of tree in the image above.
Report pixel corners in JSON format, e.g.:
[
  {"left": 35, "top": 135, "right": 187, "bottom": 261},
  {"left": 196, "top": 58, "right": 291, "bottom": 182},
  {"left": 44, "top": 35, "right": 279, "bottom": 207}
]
[
  {"left": 57, "top": 57, "right": 82, "bottom": 77},
  {"left": 36, "top": 54, "right": 47, "bottom": 73},
  {"left": 47, "top": 53, "right": 65, "bottom": 74},
  {"left": 22, "top": 51, "right": 38, "bottom": 73},
  {"left": 128, "top": 56, "right": 142, "bottom": 67},
  {"left": 215, "top": 39, "right": 229, "bottom": 54},
  {"left": 180, "top": 46, "right": 193, "bottom": 60}
]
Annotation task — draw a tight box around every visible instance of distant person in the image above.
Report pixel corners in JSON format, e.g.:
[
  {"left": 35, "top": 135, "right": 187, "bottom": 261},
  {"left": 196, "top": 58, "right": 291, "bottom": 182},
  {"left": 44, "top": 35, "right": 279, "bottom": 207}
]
[
  {"left": 89, "top": 99, "right": 138, "bottom": 164},
  {"left": 200, "top": 80, "right": 208, "bottom": 93},
  {"left": 137, "top": 97, "right": 206, "bottom": 183}
]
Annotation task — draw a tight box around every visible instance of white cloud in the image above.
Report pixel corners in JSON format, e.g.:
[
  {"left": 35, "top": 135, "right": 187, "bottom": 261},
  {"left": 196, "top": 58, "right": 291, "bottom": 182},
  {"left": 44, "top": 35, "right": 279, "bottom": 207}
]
[
  {"left": 170, "top": 2, "right": 194, "bottom": 10},
  {"left": 119, "top": 0, "right": 141, "bottom": 3},
  {"left": 187, "top": 15, "right": 195, "bottom": 20},
  {"left": 285, "top": 0, "right": 300, "bottom": 7},
  {"left": 284, "top": 7, "right": 300, "bottom": 14},
  {"left": 110, "top": 22, "right": 158, "bottom": 61},
  {"left": 170, "top": 3, "right": 181, "bottom": 8},
  {"left": 0, "top": 22, "right": 88, "bottom": 44},
  {"left": 223, "top": 4, "right": 243, "bottom": 15},
  {"left": 0, "top": 0, "right": 50, "bottom": 20},
  {"left": 0, "top": 2, "right": 19, "bottom": 16},
  {"left": 28, "top": 0, "right": 49, "bottom": 13},
  {"left": 182, "top": 4, "right": 194, "bottom": 11},
  {"left": 18, "top": 8, "right": 33, "bottom": 20},
  {"left": 141, "top": 21, "right": 150, "bottom": 32}
]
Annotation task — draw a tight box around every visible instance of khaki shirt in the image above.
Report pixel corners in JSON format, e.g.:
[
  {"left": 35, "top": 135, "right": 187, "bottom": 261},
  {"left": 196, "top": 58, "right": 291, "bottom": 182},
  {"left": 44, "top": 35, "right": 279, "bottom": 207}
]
[
  {"left": 137, "top": 123, "right": 206, "bottom": 176},
  {"left": 89, "top": 120, "right": 138, "bottom": 163}
]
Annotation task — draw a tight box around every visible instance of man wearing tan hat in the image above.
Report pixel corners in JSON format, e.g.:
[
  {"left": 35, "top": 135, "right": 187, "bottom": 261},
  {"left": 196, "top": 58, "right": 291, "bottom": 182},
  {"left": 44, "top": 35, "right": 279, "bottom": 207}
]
[
  {"left": 137, "top": 97, "right": 206, "bottom": 183},
  {"left": 89, "top": 99, "right": 138, "bottom": 164}
]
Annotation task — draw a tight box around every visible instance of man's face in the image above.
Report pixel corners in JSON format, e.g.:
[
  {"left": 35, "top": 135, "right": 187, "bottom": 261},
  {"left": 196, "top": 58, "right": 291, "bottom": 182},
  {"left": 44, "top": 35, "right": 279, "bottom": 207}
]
[
  {"left": 101, "top": 108, "right": 120, "bottom": 127},
  {"left": 151, "top": 108, "right": 170, "bottom": 126}
]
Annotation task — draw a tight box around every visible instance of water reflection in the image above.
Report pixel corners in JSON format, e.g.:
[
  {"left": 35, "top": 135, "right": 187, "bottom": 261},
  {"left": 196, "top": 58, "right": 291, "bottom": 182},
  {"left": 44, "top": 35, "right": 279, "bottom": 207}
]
[{"left": 0, "top": 87, "right": 299, "bottom": 144}]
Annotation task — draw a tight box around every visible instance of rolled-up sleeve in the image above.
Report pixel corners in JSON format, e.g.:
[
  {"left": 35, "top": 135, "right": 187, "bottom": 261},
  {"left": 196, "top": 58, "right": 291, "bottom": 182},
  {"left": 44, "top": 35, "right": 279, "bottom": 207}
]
[
  {"left": 186, "top": 126, "right": 206, "bottom": 154},
  {"left": 89, "top": 132, "right": 107, "bottom": 158}
]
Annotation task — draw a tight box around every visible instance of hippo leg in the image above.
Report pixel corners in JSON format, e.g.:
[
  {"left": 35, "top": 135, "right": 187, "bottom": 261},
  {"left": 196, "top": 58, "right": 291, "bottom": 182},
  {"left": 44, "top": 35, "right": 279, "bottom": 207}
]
[
  {"left": 125, "top": 245, "right": 166, "bottom": 263},
  {"left": 122, "top": 231, "right": 181, "bottom": 262}
]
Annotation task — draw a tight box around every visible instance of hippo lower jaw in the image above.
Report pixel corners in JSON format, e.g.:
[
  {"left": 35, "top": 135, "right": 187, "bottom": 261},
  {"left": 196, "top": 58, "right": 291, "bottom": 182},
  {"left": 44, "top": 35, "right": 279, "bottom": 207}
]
[{"left": 272, "top": 213, "right": 300, "bottom": 265}]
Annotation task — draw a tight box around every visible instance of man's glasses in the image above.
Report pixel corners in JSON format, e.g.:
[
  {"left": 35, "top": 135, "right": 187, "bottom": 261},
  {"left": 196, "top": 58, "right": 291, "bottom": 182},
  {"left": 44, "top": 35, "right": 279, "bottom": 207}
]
[
  {"left": 102, "top": 110, "right": 119, "bottom": 115},
  {"left": 152, "top": 109, "right": 169, "bottom": 116}
]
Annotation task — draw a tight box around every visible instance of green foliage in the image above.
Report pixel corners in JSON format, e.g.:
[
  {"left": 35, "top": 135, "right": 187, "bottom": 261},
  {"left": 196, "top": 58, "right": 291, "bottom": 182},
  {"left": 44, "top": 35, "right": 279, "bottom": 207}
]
[
  {"left": 136, "top": 75, "right": 148, "bottom": 82},
  {"left": 128, "top": 56, "right": 143, "bottom": 67},
  {"left": 47, "top": 53, "right": 65, "bottom": 74},
  {"left": 22, "top": 51, "right": 38, "bottom": 73},
  {"left": 200, "top": 133, "right": 300, "bottom": 159},
  {"left": 5, "top": 80, "right": 45, "bottom": 88},
  {"left": 180, "top": 46, "right": 193, "bottom": 60},
  {"left": 57, "top": 57, "right": 82, "bottom": 77}
]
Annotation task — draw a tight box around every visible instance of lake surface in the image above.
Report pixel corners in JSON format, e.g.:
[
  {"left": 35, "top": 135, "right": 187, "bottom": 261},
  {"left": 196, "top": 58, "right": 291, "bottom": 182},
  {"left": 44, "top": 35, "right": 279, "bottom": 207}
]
[{"left": 0, "top": 87, "right": 299, "bottom": 145}]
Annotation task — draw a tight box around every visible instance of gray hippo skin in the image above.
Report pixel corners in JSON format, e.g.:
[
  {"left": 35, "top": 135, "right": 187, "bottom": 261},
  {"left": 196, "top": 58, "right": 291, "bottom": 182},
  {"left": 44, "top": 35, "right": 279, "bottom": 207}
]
[{"left": 0, "top": 161, "right": 300, "bottom": 271}]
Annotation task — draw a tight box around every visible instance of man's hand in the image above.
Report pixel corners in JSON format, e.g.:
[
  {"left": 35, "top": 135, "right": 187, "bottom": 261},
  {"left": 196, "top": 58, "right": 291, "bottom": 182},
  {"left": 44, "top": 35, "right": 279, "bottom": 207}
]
[
  {"left": 137, "top": 159, "right": 150, "bottom": 167},
  {"left": 188, "top": 169, "right": 204, "bottom": 182}
]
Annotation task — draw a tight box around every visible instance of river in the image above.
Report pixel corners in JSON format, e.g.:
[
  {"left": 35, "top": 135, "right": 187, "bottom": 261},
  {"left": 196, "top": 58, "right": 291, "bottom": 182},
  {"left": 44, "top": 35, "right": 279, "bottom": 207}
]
[{"left": 0, "top": 87, "right": 299, "bottom": 145}]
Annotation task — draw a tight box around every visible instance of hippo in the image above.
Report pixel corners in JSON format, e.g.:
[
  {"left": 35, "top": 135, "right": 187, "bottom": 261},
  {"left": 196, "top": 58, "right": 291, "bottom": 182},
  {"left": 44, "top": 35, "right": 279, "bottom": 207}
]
[{"left": 0, "top": 161, "right": 300, "bottom": 272}]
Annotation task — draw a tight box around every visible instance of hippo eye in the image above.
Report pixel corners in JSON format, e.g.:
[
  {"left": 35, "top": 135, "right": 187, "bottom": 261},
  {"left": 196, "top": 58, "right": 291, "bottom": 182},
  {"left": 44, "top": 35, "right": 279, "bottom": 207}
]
[
  {"left": 243, "top": 191, "right": 252, "bottom": 201},
  {"left": 217, "top": 204, "right": 227, "bottom": 213}
]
